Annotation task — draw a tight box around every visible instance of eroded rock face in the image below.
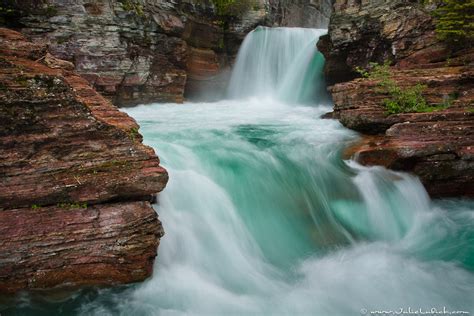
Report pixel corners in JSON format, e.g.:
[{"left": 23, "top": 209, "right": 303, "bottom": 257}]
[
  {"left": 320, "top": 1, "right": 474, "bottom": 197},
  {"left": 5, "top": 0, "right": 333, "bottom": 104},
  {"left": 0, "top": 201, "right": 164, "bottom": 293},
  {"left": 338, "top": 70, "right": 474, "bottom": 197},
  {"left": 0, "top": 28, "right": 168, "bottom": 293},
  {"left": 318, "top": 0, "right": 447, "bottom": 85},
  {"left": 17, "top": 0, "right": 189, "bottom": 106},
  {"left": 266, "top": 0, "right": 332, "bottom": 28},
  {"left": 5, "top": 0, "right": 264, "bottom": 104}
]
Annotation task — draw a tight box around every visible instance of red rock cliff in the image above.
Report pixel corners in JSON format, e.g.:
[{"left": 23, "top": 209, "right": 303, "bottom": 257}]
[
  {"left": 0, "top": 28, "right": 168, "bottom": 293},
  {"left": 319, "top": 0, "right": 474, "bottom": 197}
]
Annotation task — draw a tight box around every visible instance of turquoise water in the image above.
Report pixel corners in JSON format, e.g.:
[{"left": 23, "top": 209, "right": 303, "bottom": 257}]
[
  {"left": 90, "top": 101, "right": 474, "bottom": 315},
  {"left": 3, "top": 27, "right": 474, "bottom": 316}
]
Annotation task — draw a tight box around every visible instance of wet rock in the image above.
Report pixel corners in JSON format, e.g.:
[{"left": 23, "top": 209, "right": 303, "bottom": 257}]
[
  {"left": 0, "top": 201, "right": 164, "bottom": 293},
  {"left": 185, "top": 46, "right": 229, "bottom": 101},
  {"left": 318, "top": 0, "right": 447, "bottom": 85},
  {"left": 321, "top": 0, "right": 474, "bottom": 197},
  {"left": 0, "top": 28, "right": 168, "bottom": 293}
]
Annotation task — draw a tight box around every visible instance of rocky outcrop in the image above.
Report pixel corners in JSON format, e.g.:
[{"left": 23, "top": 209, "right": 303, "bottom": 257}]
[
  {"left": 321, "top": 0, "right": 474, "bottom": 197},
  {"left": 0, "top": 28, "right": 168, "bottom": 293},
  {"left": 2, "top": 0, "right": 333, "bottom": 104},
  {"left": 0, "top": 0, "right": 267, "bottom": 104},
  {"left": 336, "top": 64, "right": 474, "bottom": 197},
  {"left": 318, "top": 0, "right": 447, "bottom": 85},
  {"left": 0, "top": 201, "right": 163, "bottom": 293},
  {"left": 13, "top": 0, "right": 190, "bottom": 106},
  {"left": 266, "top": 0, "right": 332, "bottom": 28},
  {"left": 179, "top": 1, "right": 269, "bottom": 101}
]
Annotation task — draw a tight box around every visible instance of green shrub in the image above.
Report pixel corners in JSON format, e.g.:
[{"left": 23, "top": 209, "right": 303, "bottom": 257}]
[
  {"left": 129, "top": 127, "right": 139, "bottom": 141},
  {"left": 432, "top": 0, "right": 474, "bottom": 45},
  {"left": 356, "top": 61, "right": 392, "bottom": 89},
  {"left": 118, "top": 0, "right": 144, "bottom": 16},
  {"left": 384, "top": 84, "right": 429, "bottom": 114},
  {"left": 355, "top": 62, "right": 444, "bottom": 115}
]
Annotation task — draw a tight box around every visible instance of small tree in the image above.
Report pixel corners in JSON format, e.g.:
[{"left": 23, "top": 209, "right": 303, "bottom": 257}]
[{"left": 433, "top": 0, "right": 474, "bottom": 46}]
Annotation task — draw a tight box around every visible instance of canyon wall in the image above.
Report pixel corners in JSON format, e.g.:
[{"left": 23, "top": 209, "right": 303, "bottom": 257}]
[
  {"left": 0, "top": 0, "right": 332, "bottom": 294},
  {"left": 2, "top": 0, "right": 267, "bottom": 105},
  {"left": 319, "top": 0, "right": 474, "bottom": 197},
  {"left": 266, "top": 0, "right": 332, "bottom": 28},
  {"left": 3, "top": 0, "right": 332, "bottom": 105},
  {"left": 0, "top": 28, "right": 168, "bottom": 293}
]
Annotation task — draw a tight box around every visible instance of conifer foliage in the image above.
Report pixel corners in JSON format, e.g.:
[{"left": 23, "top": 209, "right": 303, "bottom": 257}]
[{"left": 433, "top": 0, "right": 474, "bottom": 45}]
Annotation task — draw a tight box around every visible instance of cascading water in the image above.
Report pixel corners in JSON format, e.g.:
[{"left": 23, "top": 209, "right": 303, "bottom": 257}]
[
  {"left": 227, "top": 27, "right": 329, "bottom": 104},
  {"left": 6, "top": 28, "right": 474, "bottom": 316}
]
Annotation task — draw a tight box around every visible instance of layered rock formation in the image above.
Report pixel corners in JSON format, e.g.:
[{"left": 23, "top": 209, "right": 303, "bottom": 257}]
[
  {"left": 336, "top": 64, "right": 474, "bottom": 197},
  {"left": 0, "top": 28, "right": 168, "bottom": 293},
  {"left": 2, "top": 0, "right": 333, "bottom": 104},
  {"left": 1, "top": 0, "right": 263, "bottom": 104},
  {"left": 14, "top": 0, "right": 196, "bottom": 106},
  {"left": 266, "top": 0, "right": 332, "bottom": 28},
  {"left": 320, "top": 0, "right": 474, "bottom": 197},
  {"left": 318, "top": 0, "right": 448, "bottom": 85}
]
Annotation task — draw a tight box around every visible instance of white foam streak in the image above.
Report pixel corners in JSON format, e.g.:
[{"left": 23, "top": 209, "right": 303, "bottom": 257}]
[{"left": 74, "top": 27, "right": 474, "bottom": 316}]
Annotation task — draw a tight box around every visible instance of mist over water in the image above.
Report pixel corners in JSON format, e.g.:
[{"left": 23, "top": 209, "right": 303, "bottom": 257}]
[
  {"left": 78, "top": 100, "right": 474, "bottom": 316},
  {"left": 6, "top": 28, "right": 474, "bottom": 315}
]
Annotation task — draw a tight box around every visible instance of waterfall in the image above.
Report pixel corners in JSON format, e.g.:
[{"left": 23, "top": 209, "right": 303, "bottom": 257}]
[
  {"left": 7, "top": 27, "right": 474, "bottom": 316},
  {"left": 227, "top": 27, "right": 328, "bottom": 104}
]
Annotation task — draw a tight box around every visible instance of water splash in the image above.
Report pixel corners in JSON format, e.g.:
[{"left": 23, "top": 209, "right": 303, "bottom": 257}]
[
  {"left": 5, "top": 28, "right": 474, "bottom": 316},
  {"left": 73, "top": 100, "right": 473, "bottom": 316}
]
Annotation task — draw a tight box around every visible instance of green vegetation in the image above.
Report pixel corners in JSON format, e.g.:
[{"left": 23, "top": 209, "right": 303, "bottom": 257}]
[
  {"left": 356, "top": 62, "right": 449, "bottom": 115},
  {"left": 57, "top": 202, "right": 88, "bottom": 209},
  {"left": 118, "top": 0, "right": 144, "bottom": 16},
  {"left": 43, "top": 4, "right": 58, "bottom": 17},
  {"left": 0, "top": 5, "right": 15, "bottom": 16},
  {"left": 432, "top": 0, "right": 474, "bottom": 45},
  {"left": 31, "top": 202, "right": 88, "bottom": 209},
  {"left": 129, "top": 127, "right": 139, "bottom": 141},
  {"left": 1, "top": 2, "right": 58, "bottom": 27},
  {"left": 210, "top": 0, "right": 255, "bottom": 18},
  {"left": 355, "top": 61, "right": 393, "bottom": 86},
  {"left": 383, "top": 83, "right": 430, "bottom": 114}
]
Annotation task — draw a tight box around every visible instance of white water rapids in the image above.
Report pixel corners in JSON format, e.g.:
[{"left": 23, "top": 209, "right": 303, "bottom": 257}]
[{"left": 9, "top": 27, "right": 474, "bottom": 316}]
